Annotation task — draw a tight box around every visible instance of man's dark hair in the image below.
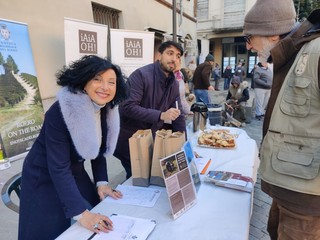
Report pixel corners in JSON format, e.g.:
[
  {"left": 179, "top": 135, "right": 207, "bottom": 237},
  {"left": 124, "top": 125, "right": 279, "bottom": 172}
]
[{"left": 158, "top": 41, "right": 183, "bottom": 55}]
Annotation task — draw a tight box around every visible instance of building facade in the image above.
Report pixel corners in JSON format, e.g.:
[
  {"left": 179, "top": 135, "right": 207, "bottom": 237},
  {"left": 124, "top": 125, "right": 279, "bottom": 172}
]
[
  {"left": 196, "top": 0, "right": 257, "bottom": 76},
  {"left": 1, "top": 0, "right": 197, "bottom": 108}
]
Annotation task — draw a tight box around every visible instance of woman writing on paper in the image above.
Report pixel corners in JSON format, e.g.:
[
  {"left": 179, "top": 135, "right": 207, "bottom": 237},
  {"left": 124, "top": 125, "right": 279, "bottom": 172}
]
[{"left": 18, "top": 55, "right": 127, "bottom": 240}]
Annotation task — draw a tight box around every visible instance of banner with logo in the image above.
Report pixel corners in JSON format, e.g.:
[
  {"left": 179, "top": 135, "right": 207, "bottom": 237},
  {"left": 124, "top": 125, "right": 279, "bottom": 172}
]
[
  {"left": 110, "top": 29, "right": 154, "bottom": 77},
  {"left": 0, "top": 19, "right": 44, "bottom": 162},
  {"left": 64, "top": 18, "right": 108, "bottom": 65}
]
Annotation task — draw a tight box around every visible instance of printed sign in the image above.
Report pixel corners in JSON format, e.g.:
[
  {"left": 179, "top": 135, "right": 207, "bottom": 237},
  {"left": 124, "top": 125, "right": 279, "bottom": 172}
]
[
  {"left": 79, "top": 30, "right": 98, "bottom": 54},
  {"left": 124, "top": 38, "right": 143, "bottom": 58},
  {"left": 110, "top": 29, "right": 154, "bottom": 77},
  {"left": 0, "top": 19, "right": 44, "bottom": 161},
  {"left": 64, "top": 18, "right": 108, "bottom": 65}
]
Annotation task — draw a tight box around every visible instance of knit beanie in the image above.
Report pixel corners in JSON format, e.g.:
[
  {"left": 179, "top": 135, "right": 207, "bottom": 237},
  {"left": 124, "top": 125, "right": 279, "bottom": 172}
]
[
  {"left": 243, "top": 0, "right": 296, "bottom": 36},
  {"left": 205, "top": 54, "right": 214, "bottom": 62},
  {"left": 231, "top": 76, "right": 241, "bottom": 85}
]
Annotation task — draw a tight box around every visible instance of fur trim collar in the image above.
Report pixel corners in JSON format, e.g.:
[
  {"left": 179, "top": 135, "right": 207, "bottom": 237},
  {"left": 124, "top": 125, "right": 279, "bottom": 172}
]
[{"left": 56, "top": 87, "right": 119, "bottom": 159}]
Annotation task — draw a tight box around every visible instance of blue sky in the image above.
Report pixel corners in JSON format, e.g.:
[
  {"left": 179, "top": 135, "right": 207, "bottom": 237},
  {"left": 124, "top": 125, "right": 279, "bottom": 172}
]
[{"left": 0, "top": 19, "right": 37, "bottom": 76}]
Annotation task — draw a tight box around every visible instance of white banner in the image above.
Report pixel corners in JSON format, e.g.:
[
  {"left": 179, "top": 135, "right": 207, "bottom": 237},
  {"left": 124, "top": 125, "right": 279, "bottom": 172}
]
[
  {"left": 0, "top": 19, "right": 44, "bottom": 161},
  {"left": 110, "top": 29, "right": 154, "bottom": 77},
  {"left": 64, "top": 18, "right": 108, "bottom": 65}
]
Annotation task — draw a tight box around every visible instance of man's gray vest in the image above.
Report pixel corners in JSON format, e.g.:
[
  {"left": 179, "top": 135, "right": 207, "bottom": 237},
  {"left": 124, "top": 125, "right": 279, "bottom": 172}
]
[
  {"left": 260, "top": 37, "right": 320, "bottom": 195},
  {"left": 229, "top": 81, "right": 248, "bottom": 100}
]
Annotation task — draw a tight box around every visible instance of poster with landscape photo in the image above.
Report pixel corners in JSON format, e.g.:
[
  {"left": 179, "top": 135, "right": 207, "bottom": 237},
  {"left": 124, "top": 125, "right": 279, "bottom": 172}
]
[{"left": 0, "top": 19, "right": 44, "bottom": 161}]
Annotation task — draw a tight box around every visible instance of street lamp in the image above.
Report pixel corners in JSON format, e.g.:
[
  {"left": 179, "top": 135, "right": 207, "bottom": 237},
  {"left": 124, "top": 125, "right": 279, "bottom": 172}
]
[{"left": 173, "top": 0, "right": 177, "bottom": 42}]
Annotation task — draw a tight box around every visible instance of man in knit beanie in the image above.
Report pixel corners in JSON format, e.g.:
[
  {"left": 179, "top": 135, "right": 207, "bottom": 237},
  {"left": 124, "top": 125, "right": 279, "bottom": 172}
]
[
  {"left": 205, "top": 53, "right": 214, "bottom": 62},
  {"left": 244, "top": 0, "right": 296, "bottom": 36},
  {"left": 192, "top": 53, "right": 215, "bottom": 104},
  {"left": 244, "top": 0, "right": 320, "bottom": 239},
  {"left": 244, "top": 0, "right": 296, "bottom": 63}
]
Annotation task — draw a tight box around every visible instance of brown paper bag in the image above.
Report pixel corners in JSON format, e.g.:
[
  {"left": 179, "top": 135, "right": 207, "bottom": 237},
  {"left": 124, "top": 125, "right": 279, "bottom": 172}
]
[
  {"left": 129, "top": 129, "right": 153, "bottom": 187},
  {"left": 150, "top": 130, "right": 186, "bottom": 186}
]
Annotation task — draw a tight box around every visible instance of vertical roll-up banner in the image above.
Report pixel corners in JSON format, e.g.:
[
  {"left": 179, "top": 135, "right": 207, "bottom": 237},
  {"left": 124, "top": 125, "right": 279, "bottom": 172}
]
[
  {"left": 64, "top": 18, "right": 108, "bottom": 65},
  {"left": 110, "top": 29, "right": 154, "bottom": 77},
  {"left": 0, "top": 19, "right": 44, "bottom": 168}
]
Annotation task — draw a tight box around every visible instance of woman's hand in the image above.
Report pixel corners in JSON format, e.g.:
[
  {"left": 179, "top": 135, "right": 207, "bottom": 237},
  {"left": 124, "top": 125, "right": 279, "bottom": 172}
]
[
  {"left": 97, "top": 184, "right": 123, "bottom": 201},
  {"left": 78, "top": 210, "right": 113, "bottom": 234}
]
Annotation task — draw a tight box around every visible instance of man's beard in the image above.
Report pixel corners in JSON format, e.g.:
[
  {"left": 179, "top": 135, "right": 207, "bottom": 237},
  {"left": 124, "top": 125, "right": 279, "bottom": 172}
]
[
  {"left": 258, "top": 38, "right": 277, "bottom": 63},
  {"left": 160, "top": 61, "right": 175, "bottom": 74}
]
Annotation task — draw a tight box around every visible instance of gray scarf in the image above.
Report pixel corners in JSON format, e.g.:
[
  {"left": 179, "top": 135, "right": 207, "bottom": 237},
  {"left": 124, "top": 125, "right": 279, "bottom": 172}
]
[{"left": 56, "top": 87, "right": 120, "bottom": 160}]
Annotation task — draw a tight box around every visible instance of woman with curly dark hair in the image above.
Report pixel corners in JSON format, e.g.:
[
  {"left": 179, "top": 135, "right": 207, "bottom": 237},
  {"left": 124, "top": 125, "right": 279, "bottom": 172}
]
[{"left": 18, "top": 55, "right": 128, "bottom": 239}]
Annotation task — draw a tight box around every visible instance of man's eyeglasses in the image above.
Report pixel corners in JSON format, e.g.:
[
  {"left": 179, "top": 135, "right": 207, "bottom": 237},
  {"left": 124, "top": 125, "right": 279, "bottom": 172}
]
[{"left": 244, "top": 35, "right": 252, "bottom": 44}]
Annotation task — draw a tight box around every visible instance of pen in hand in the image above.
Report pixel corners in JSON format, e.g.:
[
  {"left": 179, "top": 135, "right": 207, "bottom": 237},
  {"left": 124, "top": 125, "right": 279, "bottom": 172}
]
[{"left": 103, "top": 220, "right": 113, "bottom": 229}]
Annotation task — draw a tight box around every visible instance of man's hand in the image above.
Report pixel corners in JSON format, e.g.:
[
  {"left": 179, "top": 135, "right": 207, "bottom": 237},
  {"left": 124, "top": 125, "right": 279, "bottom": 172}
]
[{"left": 160, "top": 108, "right": 181, "bottom": 122}]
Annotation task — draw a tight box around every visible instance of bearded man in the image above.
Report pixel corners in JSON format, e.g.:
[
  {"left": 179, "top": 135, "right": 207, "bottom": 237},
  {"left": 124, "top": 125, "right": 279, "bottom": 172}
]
[
  {"left": 244, "top": 0, "right": 320, "bottom": 239},
  {"left": 114, "top": 41, "right": 186, "bottom": 179}
]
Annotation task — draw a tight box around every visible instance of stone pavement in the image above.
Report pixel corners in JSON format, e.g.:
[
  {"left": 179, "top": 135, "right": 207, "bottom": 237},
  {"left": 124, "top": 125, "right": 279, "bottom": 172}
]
[
  {"left": 245, "top": 118, "right": 272, "bottom": 240},
  {"left": 0, "top": 79, "right": 272, "bottom": 240}
]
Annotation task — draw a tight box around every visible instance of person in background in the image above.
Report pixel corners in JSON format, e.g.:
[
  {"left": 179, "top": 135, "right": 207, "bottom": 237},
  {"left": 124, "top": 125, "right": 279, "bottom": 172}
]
[
  {"left": 18, "top": 55, "right": 127, "bottom": 239},
  {"left": 234, "top": 62, "right": 245, "bottom": 82},
  {"left": 180, "top": 67, "right": 196, "bottom": 107},
  {"left": 226, "top": 76, "right": 250, "bottom": 126},
  {"left": 213, "top": 63, "right": 221, "bottom": 91},
  {"left": 253, "top": 62, "right": 272, "bottom": 120},
  {"left": 193, "top": 53, "right": 215, "bottom": 103},
  {"left": 223, "top": 65, "right": 232, "bottom": 90},
  {"left": 180, "top": 67, "right": 191, "bottom": 87},
  {"left": 174, "top": 59, "right": 193, "bottom": 115},
  {"left": 114, "top": 41, "right": 186, "bottom": 179},
  {"left": 181, "top": 67, "right": 193, "bottom": 93},
  {"left": 244, "top": 0, "right": 320, "bottom": 239},
  {"left": 250, "top": 64, "right": 257, "bottom": 89},
  {"left": 241, "top": 62, "right": 246, "bottom": 78},
  {"left": 187, "top": 59, "right": 197, "bottom": 73}
]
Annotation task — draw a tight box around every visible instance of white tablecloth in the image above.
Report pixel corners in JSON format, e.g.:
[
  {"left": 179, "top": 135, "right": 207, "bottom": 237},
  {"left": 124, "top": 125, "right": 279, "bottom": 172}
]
[
  {"left": 187, "top": 124, "right": 260, "bottom": 182},
  {"left": 57, "top": 125, "right": 260, "bottom": 240}
]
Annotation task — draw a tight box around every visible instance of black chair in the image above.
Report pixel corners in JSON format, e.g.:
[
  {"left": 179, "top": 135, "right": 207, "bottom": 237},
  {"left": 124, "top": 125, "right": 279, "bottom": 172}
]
[{"left": 1, "top": 172, "right": 22, "bottom": 213}]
